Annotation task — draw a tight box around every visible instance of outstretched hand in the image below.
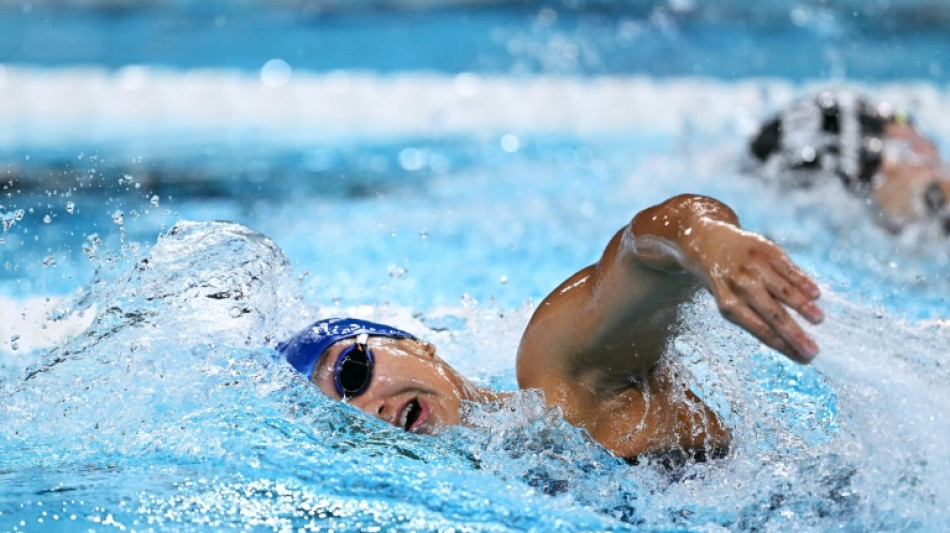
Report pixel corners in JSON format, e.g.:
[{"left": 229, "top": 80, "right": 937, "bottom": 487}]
[{"left": 685, "top": 221, "right": 824, "bottom": 363}]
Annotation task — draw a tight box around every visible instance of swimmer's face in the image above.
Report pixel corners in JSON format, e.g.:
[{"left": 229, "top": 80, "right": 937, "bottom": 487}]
[
  {"left": 875, "top": 122, "right": 947, "bottom": 222},
  {"left": 883, "top": 122, "right": 939, "bottom": 167},
  {"left": 311, "top": 337, "right": 472, "bottom": 435}
]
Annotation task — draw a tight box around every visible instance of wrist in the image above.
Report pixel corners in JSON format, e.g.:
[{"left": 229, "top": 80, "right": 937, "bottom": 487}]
[
  {"left": 627, "top": 195, "right": 742, "bottom": 275},
  {"left": 677, "top": 218, "right": 732, "bottom": 279}
]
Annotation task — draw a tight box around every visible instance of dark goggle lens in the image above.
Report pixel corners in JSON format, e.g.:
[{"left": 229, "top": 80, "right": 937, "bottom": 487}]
[{"left": 334, "top": 344, "right": 373, "bottom": 398}]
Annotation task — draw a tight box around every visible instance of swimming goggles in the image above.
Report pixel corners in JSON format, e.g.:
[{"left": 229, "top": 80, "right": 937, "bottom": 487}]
[{"left": 333, "top": 333, "right": 374, "bottom": 399}]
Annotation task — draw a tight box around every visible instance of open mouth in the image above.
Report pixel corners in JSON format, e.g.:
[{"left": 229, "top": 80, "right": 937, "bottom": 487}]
[{"left": 397, "top": 398, "right": 428, "bottom": 433}]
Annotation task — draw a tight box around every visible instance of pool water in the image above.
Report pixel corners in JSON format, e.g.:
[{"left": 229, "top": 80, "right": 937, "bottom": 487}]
[{"left": 2, "top": 1, "right": 950, "bottom": 531}]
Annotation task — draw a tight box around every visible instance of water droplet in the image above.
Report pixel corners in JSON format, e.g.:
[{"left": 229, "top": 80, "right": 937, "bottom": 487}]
[
  {"left": 388, "top": 265, "right": 407, "bottom": 278},
  {"left": 260, "top": 59, "right": 292, "bottom": 88},
  {"left": 65, "top": 202, "right": 75, "bottom": 214},
  {"left": 500, "top": 134, "right": 521, "bottom": 153},
  {"left": 1, "top": 209, "right": 25, "bottom": 231},
  {"left": 42, "top": 215, "right": 51, "bottom": 224},
  {"left": 461, "top": 293, "right": 479, "bottom": 309},
  {"left": 150, "top": 195, "right": 160, "bottom": 207},
  {"left": 537, "top": 7, "right": 557, "bottom": 26}
]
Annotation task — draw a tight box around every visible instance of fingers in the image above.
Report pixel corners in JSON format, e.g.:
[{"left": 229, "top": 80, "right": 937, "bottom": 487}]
[
  {"left": 762, "top": 267, "right": 824, "bottom": 325},
  {"left": 716, "top": 291, "right": 810, "bottom": 363},
  {"left": 714, "top": 273, "right": 820, "bottom": 363},
  {"left": 770, "top": 255, "right": 821, "bottom": 301},
  {"left": 703, "top": 236, "right": 824, "bottom": 363},
  {"left": 744, "top": 287, "right": 819, "bottom": 362}
]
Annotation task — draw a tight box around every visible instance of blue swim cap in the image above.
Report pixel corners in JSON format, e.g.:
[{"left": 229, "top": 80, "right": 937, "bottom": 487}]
[{"left": 277, "top": 318, "right": 417, "bottom": 380}]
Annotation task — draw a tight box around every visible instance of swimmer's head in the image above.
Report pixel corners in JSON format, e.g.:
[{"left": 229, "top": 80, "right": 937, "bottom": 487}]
[
  {"left": 748, "top": 90, "right": 909, "bottom": 192},
  {"left": 279, "top": 318, "right": 488, "bottom": 434},
  {"left": 278, "top": 318, "right": 417, "bottom": 387}
]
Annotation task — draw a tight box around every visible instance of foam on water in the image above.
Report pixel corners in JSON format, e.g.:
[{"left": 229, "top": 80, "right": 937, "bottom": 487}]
[
  {"left": 2, "top": 68, "right": 950, "bottom": 532},
  {"left": 4, "top": 73, "right": 948, "bottom": 312},
  {"left": 4, "top": 67, "right": 950, "bottom": 154},
  {"left": 1, "top": 219, "right": 948, "bottom": 532}
]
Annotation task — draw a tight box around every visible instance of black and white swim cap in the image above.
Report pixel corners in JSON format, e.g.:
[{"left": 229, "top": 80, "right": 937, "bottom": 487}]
[{"left": 749, "top": 90, "right": 903, "bottom": 193}]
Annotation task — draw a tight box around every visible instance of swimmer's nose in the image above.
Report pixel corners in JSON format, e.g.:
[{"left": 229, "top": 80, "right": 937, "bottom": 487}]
[{"left": 348, "top": 394, "right": 388, "bottom": 422}]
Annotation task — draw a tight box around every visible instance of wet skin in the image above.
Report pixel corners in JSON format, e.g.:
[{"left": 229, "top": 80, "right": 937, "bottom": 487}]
[
  {"left": 305, "top": 195, "right": 824, "bottom": 459},
  {"left": 311, "top": 337, "right": 496, "bottom": 435},
  {"left": 515, "top": 196, "right": 823, "bottom": 457}
]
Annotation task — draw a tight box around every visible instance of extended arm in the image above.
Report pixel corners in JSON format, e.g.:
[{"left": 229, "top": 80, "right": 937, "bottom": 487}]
[{"left": 516, "top": 194, "right": 823, "bottom": 457}]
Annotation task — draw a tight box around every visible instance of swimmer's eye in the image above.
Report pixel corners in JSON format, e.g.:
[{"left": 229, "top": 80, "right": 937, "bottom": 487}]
[{"left": 333, "top": 334, "right": 373, "bottom": 399}]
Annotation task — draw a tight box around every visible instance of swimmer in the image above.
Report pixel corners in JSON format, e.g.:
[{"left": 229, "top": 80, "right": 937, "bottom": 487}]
[
  {"left": 748, "top": 89, "right": 950, "bottom": 233},
  {"left": 278, "top": 194, "right": 824, "bottom": 461}
]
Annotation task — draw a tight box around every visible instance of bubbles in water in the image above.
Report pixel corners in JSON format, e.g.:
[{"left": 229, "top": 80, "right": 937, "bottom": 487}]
[{"left": 65, "top": 202, "right": 75, "bottom": 214}]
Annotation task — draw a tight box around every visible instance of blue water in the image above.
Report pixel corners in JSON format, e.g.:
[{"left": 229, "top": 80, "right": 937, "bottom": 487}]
[
  {"left": 2, "top": 1, "right": 950, "bottom": 532},
  {"left": 3, "top": 0, "right": 950, "bottom": 80}
]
